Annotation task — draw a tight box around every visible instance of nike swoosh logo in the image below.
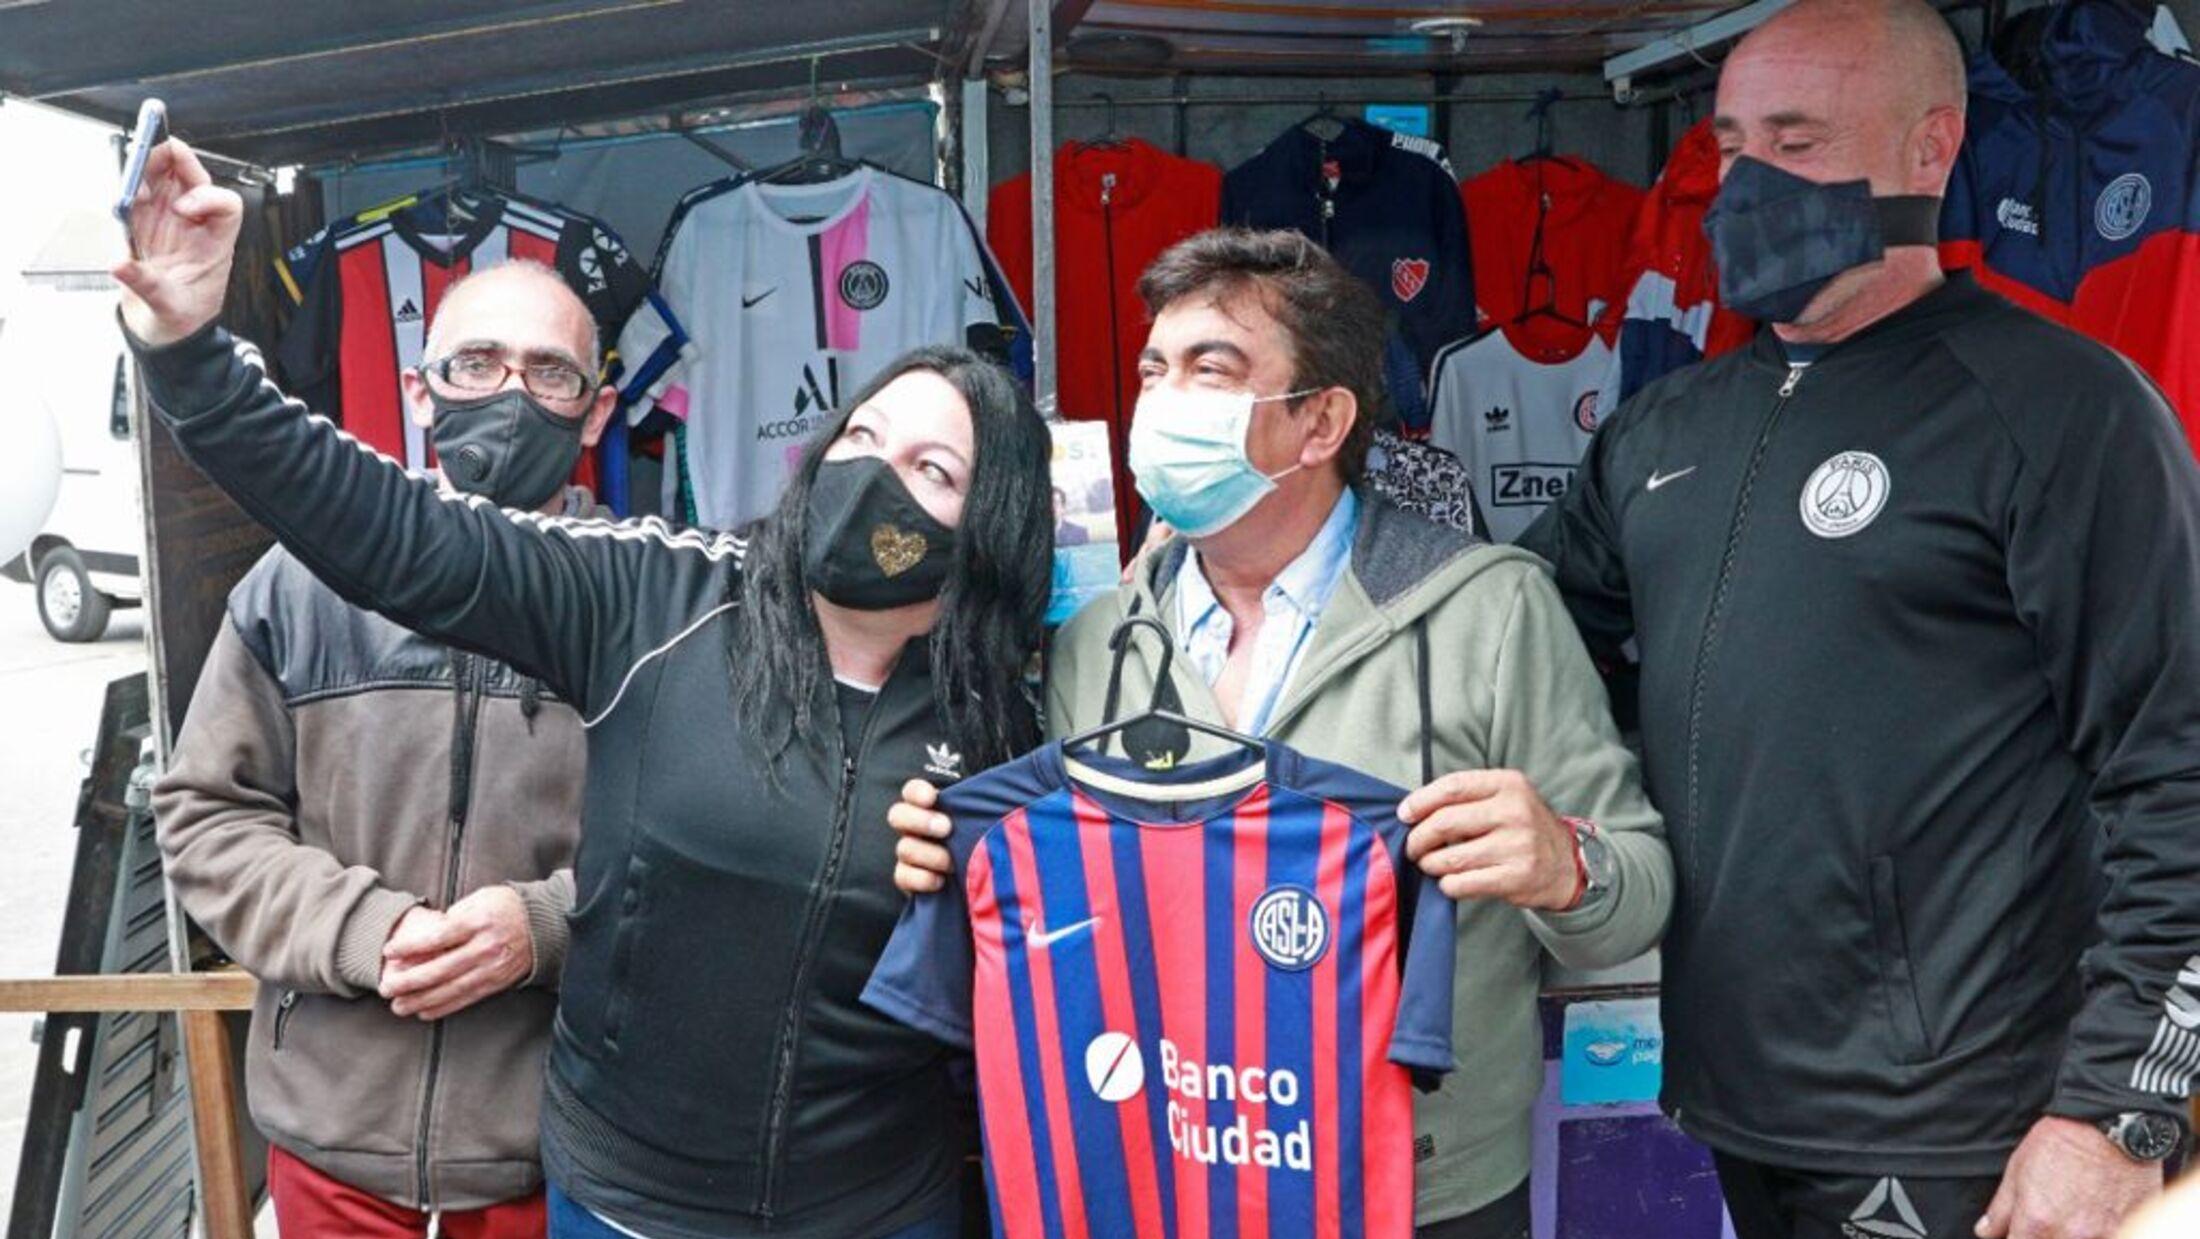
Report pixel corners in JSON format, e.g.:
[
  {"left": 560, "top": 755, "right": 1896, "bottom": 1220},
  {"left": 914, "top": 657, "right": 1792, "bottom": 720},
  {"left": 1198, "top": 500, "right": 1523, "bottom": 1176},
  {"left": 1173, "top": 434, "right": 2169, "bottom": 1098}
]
[
  {"left": 1646, "top": 467, "right": 1697, "bottom": 491},
  {"left": 1026, "top": 917, "right": 1098, "bottom": 949},
  {"left": 741, "top": 288, "right": 776, "bottom": 309}
]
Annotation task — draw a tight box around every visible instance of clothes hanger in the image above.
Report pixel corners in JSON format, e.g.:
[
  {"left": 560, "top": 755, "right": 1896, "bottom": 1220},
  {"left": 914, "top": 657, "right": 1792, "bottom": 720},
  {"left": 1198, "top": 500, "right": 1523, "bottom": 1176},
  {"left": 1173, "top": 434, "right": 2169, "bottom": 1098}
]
[
  {"left": 1514, "top": 88, "right": 1580, "bottom": 169},
  {"left": 1060, "top": 616, "right": 1266, "bottom": 760},
  {"left": 1511, "top": 159, "right": 1591, "bottom": 334},
  {"left": 756, "top": 58, "right": 862, "bottom": 185},
  {"left": 1298, "top": 91, "right": 1348, "bottom": 143},
  {"left": 1513, "top": 266, "right": 1591, "bottom": 332},
  {"left": 1075, "top": 92, "right": 1128, "bottom": 151}
]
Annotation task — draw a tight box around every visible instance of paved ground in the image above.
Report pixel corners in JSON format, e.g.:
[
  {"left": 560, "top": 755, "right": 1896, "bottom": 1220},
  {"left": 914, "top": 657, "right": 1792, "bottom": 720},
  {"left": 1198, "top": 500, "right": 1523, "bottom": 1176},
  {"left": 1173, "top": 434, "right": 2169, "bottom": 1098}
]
[{"left": 0, "top": 577, "right": 146, "bottom": 1219}]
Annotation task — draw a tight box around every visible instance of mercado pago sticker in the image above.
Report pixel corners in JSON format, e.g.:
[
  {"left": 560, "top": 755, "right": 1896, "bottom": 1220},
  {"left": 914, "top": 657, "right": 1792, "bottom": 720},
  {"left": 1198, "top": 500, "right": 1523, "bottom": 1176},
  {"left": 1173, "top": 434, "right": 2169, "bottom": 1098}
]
[{"left": 1561, "top": 997, "right": 1664, "bottom": 1106}]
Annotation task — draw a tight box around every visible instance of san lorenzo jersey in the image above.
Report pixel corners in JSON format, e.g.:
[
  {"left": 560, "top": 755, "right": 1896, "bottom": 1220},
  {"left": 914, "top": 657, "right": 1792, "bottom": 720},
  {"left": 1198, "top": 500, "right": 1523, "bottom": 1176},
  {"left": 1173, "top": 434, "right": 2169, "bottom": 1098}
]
[
  {"left": 865, "top": 741, "right": 1457, "bottom": 1239},
  {"left": 617, "top": 168, "right": 998, "bottom": 528}
]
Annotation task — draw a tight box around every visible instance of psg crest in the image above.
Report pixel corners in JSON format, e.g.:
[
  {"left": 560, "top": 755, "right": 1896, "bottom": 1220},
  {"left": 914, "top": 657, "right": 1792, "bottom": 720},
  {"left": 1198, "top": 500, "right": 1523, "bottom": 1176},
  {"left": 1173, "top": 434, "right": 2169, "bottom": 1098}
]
[
  {"left": 1249, "top": 886, "right": 1329, "bottom": 971},
  {"left": 839, "top": 260, "right": 891, "bottom": 311},
  {"left": 1800, "top": 450, "right": 1891, "bottom": 539}
]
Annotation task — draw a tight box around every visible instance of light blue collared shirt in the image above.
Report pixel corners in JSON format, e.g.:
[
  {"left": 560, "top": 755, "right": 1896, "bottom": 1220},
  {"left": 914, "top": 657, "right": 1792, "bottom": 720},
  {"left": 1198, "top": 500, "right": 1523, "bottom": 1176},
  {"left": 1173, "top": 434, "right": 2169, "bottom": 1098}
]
[{"left": 1173, "top": 488, "right": 1359, "bottom": 736}]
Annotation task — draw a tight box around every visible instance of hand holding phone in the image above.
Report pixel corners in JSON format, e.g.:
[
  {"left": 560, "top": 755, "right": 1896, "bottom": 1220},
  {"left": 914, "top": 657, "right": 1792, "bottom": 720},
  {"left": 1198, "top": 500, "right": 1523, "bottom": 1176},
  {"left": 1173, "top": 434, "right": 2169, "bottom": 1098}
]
[
  {"left": 110, "top": 131, "right": 245, "bottom": 349},
  {"left": 114, "top": 98, "right": 168, "bottom": 233}
]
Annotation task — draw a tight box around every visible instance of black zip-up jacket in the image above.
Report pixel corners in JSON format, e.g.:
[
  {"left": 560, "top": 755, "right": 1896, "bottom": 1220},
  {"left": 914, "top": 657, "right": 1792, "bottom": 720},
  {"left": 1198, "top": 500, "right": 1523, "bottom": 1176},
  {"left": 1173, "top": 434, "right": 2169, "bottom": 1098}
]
[
  {"left": 132, "top": 322, "right": 969, "bottom": 1238},
  {"left": 1520, "top": 273, "right": 2200, "bottom": 1175}
]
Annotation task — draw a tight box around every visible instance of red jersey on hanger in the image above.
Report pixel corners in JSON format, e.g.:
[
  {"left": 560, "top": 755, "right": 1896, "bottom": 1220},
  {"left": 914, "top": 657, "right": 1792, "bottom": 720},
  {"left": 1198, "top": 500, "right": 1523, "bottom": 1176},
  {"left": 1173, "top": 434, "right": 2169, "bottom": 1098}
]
[
  {"left": 1461, "top": 157, "right": 1642, "bottom": 331},
  {"left": 989, "top": 139, "right": 1223, "bottom": 543}
]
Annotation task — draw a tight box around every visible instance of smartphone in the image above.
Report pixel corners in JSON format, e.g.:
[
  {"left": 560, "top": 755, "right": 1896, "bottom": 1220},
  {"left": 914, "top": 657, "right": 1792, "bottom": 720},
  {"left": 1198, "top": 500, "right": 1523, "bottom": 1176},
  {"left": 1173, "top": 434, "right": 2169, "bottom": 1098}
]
[{"left": 113, "top": 98, "right": 168, "bottom": 227}]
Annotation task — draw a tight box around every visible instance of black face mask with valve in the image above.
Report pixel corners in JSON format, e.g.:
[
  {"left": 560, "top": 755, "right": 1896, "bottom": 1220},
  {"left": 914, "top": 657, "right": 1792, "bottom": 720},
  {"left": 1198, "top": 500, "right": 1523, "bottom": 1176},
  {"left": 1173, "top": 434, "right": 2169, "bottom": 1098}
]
[
  {"left": 425, "top": 386, "right": 586, "bottom": 510},
  {"left": 1703, "top": 156, "right": 1943, "bottom": 323},
  {"left": 802, "top": 456, "right": 959, "bottom": 611}
]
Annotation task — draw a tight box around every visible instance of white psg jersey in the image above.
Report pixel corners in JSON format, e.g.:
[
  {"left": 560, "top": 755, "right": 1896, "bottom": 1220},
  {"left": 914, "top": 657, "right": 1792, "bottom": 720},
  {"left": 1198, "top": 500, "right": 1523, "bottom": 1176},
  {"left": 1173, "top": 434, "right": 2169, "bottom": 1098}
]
[
  {"left": 1427, "top": 322, "right": 1613, "bottom": 543},
  {"left": 619, "top": 168, "right": 997, "bottom": 528}
]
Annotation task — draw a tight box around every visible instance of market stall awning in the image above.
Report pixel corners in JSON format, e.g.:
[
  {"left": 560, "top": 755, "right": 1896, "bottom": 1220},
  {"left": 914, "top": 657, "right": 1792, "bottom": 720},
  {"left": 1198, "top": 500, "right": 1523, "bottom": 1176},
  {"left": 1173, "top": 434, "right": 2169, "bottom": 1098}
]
[
  {"left": 1052, "top": 0, "right": 1742, "bottom": 74},
  {"left": 0, "top": 0, "right": 964, "bottom": 165}
]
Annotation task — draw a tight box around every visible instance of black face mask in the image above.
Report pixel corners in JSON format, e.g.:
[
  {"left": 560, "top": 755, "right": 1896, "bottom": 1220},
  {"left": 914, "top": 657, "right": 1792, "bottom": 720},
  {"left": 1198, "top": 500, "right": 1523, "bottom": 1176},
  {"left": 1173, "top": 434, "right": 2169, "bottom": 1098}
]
[
  {"left": 802, "top": 456, "right": 959, "bottom": 611},
  {"left": 425, "top": 385, "right": 586, "bottom": 510},
  {"left": 1703, "top": 156, "right": 1942, "bottom": 324}
]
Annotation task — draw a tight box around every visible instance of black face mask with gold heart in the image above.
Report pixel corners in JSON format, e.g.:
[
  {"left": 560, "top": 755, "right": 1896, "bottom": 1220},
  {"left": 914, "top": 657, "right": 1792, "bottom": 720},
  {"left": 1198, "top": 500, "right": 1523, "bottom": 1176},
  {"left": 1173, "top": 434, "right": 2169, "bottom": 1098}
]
[{"left": 802, "top": 455, "right": 960, "bottom": 611}]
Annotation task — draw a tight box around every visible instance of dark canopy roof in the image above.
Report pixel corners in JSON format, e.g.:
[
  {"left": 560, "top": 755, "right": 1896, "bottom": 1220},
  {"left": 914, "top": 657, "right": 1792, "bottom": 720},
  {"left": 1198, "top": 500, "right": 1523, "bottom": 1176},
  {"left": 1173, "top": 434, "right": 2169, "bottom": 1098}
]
[
  {"left": 0, "top": 1, "right": 964, "bottom": 165},
  {"left": 1, "top": 0, "right": 1760, "bottom": 166}
]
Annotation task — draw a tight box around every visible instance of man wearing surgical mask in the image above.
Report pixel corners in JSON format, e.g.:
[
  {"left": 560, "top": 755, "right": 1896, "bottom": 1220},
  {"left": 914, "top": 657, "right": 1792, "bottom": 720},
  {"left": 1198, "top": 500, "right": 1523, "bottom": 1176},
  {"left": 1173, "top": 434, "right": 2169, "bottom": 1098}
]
[
  {"left": 893, "top": 226, "right": 1676, "bottom": 1238},
  {"left": 1517, "top": 2, "right": 2200, "bottom": 1236},
  {"left": 155, "top": 259, "right": 613, "bottom": 1236}
]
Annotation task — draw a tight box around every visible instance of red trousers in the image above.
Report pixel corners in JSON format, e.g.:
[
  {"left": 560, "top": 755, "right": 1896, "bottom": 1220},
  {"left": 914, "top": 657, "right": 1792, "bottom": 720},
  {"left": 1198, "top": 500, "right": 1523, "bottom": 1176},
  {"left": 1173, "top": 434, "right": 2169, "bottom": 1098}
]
[{"left": 267, "top": 1144, "right": 546, "bottom": 1238}]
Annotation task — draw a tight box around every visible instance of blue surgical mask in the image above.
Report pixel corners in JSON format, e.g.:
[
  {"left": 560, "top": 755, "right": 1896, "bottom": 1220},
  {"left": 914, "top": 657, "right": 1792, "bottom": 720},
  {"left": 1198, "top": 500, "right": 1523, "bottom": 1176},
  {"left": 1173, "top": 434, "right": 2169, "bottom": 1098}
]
[{"left": 1128, "top": 384, "right": 1316, "bottom": 537}]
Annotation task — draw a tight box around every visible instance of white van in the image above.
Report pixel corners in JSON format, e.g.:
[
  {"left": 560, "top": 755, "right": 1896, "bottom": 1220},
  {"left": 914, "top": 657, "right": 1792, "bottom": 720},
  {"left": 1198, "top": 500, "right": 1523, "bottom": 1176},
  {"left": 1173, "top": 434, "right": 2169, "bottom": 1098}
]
[{"left": 2, "top": 343, "right": 144, "bottom": 642}]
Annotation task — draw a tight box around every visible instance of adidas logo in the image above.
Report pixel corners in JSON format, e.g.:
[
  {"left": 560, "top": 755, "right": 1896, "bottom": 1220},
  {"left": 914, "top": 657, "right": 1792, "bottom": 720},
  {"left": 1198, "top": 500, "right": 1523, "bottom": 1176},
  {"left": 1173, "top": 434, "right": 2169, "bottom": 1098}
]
[
  {"left": 1843, "top": 1176, "right": 1926, "bottom": 1239},
  {"left": 394, "top": 298, "right": 423, "bottom": 324},
  {"left": 1483, "top": 405, "right": 1512, "bottom": 431},
  {"left": 924, "top": 742, "right": 964, "bottom": 780}
]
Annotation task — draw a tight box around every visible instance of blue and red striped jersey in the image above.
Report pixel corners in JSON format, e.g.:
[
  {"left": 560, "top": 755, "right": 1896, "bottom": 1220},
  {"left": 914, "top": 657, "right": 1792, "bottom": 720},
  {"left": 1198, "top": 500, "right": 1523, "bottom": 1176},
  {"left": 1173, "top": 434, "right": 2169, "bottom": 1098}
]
[{"left": 864, "top": 740, "right": 1457, "bottom": 1239}]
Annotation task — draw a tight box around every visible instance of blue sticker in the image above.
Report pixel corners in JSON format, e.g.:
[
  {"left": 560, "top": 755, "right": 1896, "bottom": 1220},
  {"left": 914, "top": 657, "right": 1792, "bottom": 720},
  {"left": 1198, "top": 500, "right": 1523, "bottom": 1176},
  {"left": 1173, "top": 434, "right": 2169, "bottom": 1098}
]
[
  {"left": 1561, "top": 998, "right": 1665, "bottom": 1106},
  {"left": 1363, "top": 105, "right": 1432, "bottom": 138}
]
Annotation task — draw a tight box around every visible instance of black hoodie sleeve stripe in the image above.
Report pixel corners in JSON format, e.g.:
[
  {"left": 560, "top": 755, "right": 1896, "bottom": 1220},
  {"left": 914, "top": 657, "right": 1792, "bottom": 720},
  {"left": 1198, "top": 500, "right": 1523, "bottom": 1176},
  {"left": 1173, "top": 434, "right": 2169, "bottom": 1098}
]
[{"left": 130, "top": 320, "right": 742, "bottom": 718}]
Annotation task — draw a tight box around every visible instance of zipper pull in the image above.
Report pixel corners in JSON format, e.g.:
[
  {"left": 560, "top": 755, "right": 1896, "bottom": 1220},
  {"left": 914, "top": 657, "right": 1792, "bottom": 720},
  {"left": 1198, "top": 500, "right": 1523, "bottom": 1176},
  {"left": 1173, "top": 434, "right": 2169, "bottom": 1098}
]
[
  {"left": 273, "top": 989, "right": 298, "bottom": 1049},
  {"left": 1100, "top": 171, "right": 1116, "bottom": 207},
  {"left": 1778, "top": 364, "right": 1805, "bottom": 399}
]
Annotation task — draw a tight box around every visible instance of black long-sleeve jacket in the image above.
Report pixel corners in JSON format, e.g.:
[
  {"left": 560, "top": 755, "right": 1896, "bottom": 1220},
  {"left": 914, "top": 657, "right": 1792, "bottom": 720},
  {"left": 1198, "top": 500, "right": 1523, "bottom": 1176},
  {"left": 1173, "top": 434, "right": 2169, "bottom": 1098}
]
[
  {"left": 1520, "top": 273, "right": 2200, "bottom": 1175},
  {"left": 134, "top": 322, "right": 969, "bottom": 1238}
]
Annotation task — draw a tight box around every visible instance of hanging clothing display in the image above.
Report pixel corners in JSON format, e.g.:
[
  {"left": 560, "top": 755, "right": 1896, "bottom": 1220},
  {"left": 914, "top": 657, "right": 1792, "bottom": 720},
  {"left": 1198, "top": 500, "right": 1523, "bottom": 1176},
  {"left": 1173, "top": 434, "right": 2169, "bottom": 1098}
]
[
  {"left": 274, "top": 189, "right": 671, "bottom": 508},
  {"left": 1222, "top": 118, "right": 1474, "bottom": 434},
  {"left": 863, "top": 739, "right": 1456, "bottom": 1239},
  {"left": 1590, "top": 118, "right": 1756, "bottom": 424},
  {"left": 991, "top": 138, "right": 1223, "bottom": 540},
  {"left": 1427, "top": 318, "right": 1613, "bottom": 543},
  {"left": 1940, "top": 0, "right": 2200, "bottom": 447},
  {"left": 1461, "top": 156, "right": 1642, "bottom": 330},
  {"left": 1364, "top": 429, "right": 1486, "bottom": 537},
  {"left": 618, "top": 167, "right": 1005, "bottom": 529}
]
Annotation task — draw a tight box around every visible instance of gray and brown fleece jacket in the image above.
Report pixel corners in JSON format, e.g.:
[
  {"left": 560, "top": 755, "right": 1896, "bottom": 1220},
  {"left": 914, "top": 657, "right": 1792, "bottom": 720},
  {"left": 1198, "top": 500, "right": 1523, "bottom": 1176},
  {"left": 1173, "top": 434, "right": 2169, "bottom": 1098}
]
[{"left": 154, "top": 540, "right": 586, "bottom": 1210}]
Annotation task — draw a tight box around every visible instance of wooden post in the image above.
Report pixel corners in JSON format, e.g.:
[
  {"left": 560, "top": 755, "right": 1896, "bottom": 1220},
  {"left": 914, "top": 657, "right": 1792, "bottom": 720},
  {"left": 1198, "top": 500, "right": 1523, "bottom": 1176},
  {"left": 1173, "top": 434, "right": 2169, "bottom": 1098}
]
[
  {"left": 0, "top": 971, "right": 259, "bottom": 1237},
  {"left": 180, "top": 1008, "right": 253, "bottom": 1239}
]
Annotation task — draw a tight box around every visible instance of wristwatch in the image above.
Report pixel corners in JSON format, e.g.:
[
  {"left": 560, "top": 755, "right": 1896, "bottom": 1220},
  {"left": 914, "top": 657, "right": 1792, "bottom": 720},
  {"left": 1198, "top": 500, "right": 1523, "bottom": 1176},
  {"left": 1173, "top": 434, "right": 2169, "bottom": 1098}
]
[
  {"left": 1563, "top": 817, "right": 1615, "bottom": 911},
  {"left": 2099, "top": 1111, "right": 2183, "bottom": 1163}
]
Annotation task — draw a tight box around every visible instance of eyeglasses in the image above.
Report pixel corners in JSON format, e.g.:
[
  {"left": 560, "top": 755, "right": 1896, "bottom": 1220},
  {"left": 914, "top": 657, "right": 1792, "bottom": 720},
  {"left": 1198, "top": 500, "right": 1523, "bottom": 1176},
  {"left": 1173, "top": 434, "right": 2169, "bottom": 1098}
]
[{"left": 425, "top": 348, "right": 591, "bottom": 402}]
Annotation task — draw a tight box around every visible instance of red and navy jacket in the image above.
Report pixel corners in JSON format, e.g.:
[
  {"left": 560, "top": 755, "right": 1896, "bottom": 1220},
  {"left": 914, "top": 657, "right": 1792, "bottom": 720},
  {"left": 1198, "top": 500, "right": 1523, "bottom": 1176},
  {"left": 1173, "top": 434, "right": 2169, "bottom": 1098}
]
[
  {"left": 1940, "top": 0, "right": 2200, "bottom": 449},
  {"left": 1222, "top": 119, "right": 1474, "bottom": 434},
  {"left": 864, "top": 739, "right": 1456, "bottom": 1239}
]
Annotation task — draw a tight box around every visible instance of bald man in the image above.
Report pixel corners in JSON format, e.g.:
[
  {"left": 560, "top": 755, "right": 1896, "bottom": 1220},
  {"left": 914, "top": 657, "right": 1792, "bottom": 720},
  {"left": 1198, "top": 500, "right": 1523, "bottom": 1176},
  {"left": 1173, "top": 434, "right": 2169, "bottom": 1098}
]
[
  {"left": 1517, "top": 1, "right": 2200, "bottom": 1237},
  {"left": 155, "top": 260, "right": 618, "bottom": 1237}
]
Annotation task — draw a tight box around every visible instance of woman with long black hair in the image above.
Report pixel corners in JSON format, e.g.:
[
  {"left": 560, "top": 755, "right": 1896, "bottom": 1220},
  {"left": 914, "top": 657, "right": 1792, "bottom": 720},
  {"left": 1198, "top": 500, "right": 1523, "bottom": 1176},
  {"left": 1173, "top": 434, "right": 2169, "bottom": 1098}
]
[{"left": 118, "top": 140, "right": 1053, "bottom": 1239}]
